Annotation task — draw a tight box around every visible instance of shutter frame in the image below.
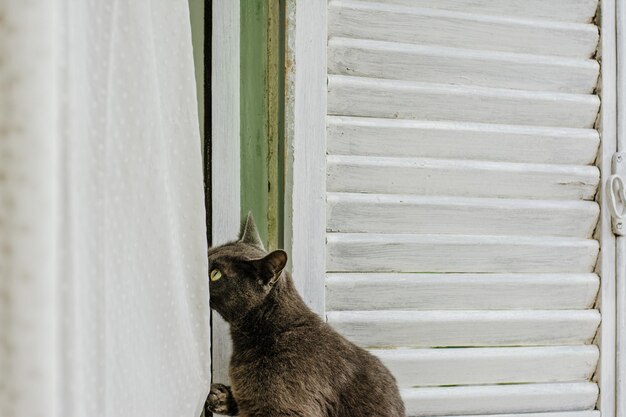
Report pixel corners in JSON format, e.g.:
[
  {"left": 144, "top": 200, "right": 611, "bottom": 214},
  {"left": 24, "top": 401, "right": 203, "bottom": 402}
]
[{"left": 286, "top": 0, "right": 620, "bottom": 416}]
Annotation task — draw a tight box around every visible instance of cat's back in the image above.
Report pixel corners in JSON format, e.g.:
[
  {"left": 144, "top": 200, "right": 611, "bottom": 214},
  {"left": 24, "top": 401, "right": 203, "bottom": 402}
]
[
  {"left": 315, "top": 318, "right": 406, "bottom": 417},
  {"left": 232, "top": 311, "right": 405, "bottom": 417},
  {"left": 229, "top": 274, "right": 404, "bottom": 417}
]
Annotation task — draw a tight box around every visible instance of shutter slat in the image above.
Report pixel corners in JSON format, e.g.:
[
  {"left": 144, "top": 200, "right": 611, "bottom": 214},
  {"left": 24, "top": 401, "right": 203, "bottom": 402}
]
[
  {"left": 328, "top": 75, "right": 600, "bottom": 128},
  {"left": 329, "top": 1, "right": 599, "bottom": 58},
  {"left": 327, "top": 156, "right": 599, "bottom": 201},
  {"left": 372, "top": 346, "right": 599, "bottom": 386},
  {"left": 327, "top": 310, "right": 601, "bottom": 347},
  {"left": 329, "top": 38, "right": 599, "bottom": 93},
  {"left": 327, "top": 193, "right": 599, "bottom": 237},
  {"left": 431, "top": 413, "right": 599, "bottom": 417},
  {"left": 326, "top": 273, "right": 599, "bottom": 311},
  {"left": 355, "top": 0, "right": 598, "bottom": 23},
  {"left": 324, "top": 0, "right": 602, "bottom": 413},
  {"left": 327, "top": 116, "right": 599, "bottom": 165},
  {"left": 327, "top": 234, "right": 599, "bottom": 273},
  {"left": 400, "top": 382, "right": 598, "bottom": 416}
]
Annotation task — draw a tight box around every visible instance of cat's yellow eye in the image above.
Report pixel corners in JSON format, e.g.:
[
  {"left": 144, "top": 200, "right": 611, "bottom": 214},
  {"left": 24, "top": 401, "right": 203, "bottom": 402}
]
[{"left": 210, "top": 269, "right": 222, "bottom": 282}]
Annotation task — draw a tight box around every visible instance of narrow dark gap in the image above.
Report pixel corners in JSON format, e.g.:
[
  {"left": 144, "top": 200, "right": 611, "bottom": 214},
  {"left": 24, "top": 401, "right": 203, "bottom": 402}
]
[
  {"left": 203, "top": 0, "right": 214, "bottom": 398},
  {"left": 204, "top": 0, "right": 212, "bottom": 248}
]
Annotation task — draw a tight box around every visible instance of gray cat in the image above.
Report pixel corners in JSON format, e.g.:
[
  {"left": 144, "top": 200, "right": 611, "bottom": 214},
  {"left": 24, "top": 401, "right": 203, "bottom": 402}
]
[{"left": 205, "top": 213, "right": 405, "bottom": 417}]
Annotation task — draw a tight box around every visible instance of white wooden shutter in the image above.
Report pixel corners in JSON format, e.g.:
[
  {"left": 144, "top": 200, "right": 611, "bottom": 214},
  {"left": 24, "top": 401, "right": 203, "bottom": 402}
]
[{"left": 324, "top": 1, "right": 609, "bottom": 416}]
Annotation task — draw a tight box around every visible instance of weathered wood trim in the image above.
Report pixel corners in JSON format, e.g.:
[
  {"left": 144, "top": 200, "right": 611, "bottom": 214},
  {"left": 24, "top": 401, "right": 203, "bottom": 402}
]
[
  {"left": 329, "top": 38, "right": 599, "bottom": 93},
  {"left": 327, "top": 310, "right": 601, "bottom": 347},
  {"left": 324, "top": 1, "right": 609, "bottom": 414},
  {"left": 266, "top": 0, "right": 282, "bottom": 251},
  {"left": 373, "top": 346, "right": 598, "bottom": 387},
  {"left": 327, "top": 116, "right": 600, "bottom": 165},
  {"left": 326, "top": 273, "right": 599, "bottom": 311},
  {"left": 327, "top": 193, "right": 599, "bottom": 237},
  {"left": 595, "top": 0, "right": 618, "bottom": 415},
  {"left": 328, "top": 75, "right": 600, "bottom": 128},
  {"left": 327, "top": 155, "right": 600, "bottom": 201},
  {"left": 284, "top": 0, "right": 327, "bottom": 315},
  {"left": 329, "top": 1, "right": 599, "bottom": 58},
  {"left": 616, "top": 2, "right": 626, "bottom": 417},
  {"left": 239, "top": 0, "right": 282, "bottom": 250},
  {"left": 211, "top": 0, "right": 240, "bottom": 384},
  {"left": 327, "top": 233, "right": 599, "bottom": 273},
  {"left": 425, "top": 413, "right": 599, "bottom": 417},
  {"left": 355, "top": 0, "right": 599, "bottom": 23},
  {"left": 617, "top": 237, "right": 625, "bottom": 417},
  {"left": 400, "top": 382, "right": 598, "bottom": 417},
  {"left": 240, "top": 0, "right": 270, "bottom": 246}
]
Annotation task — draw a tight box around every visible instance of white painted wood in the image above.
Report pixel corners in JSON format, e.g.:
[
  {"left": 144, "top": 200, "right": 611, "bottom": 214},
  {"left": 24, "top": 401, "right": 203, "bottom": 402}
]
[
  {"left": 617, "top": 237, "right": 626, "bottom": 417},
  {"left": 617, "top": 238, "right": 626, "bottom": 417},
  {"left": 211, "top": 0, "right": 240, "bottom": 385},
  {"left": 327, "top": 310, "right": 601, "bottom": 347},
  {"left": 320, "top": 1, "right": 606, "bottom": 414},
  {"left": 428, "top": 413, "right": 600, "bottom": 417},
  {"left": 283, "top": 0, "right": 327, "bottom": 316},
  {"left": 327, "top": 234, "right": 599, "bottom": 273},
  {"left": 329, "top": 1, "right": 599, "bottom": 58},
  {"left": 327, "top": 193, "right": 599, "bottom": 237},
  {"left": 615, "top": 2, "right": 626, "bottom": 417},
  {"left": 328, "top": 38, "right": 599, "bottom": 94},
  {"left": 400, "top": 382, "right": 598, "bottom": 416},
  {"left": 595, "top": 0, "right": 618, "bottom": 415},
  {"left": 326, "top": 273, "right": 599, "bottom": 311},
  {"left": 372, "top": 346, "right": 599, "bottom": 387},
  {"left": 327, "top": 155, "right": 600, "bottom": 201},
  {"left": 327, "top": 116, "right": 600, "bottom": 165},
  {"left": 356, "top": 0, "right": 599, "bottom": 23},
  {"left": 328, "top": 75, "right": 600, "bottom": 128}
]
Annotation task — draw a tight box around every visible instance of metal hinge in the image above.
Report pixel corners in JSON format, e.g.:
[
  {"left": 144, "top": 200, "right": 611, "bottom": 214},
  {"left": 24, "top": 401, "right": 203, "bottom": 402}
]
[{"left": 609, "top": 152, "right": 626, "bottom": 235}]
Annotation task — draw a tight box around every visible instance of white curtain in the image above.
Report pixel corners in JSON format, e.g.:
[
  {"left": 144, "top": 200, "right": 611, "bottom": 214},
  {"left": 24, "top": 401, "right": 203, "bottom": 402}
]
[{"left": 0, "top": 1, "right": 211, "bottom": 417}]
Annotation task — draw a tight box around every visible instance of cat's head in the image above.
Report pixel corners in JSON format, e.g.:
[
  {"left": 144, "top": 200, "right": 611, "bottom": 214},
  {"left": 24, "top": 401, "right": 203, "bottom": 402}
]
[{"left": 207, "top": 212, "right": 288, "bottom": 323}]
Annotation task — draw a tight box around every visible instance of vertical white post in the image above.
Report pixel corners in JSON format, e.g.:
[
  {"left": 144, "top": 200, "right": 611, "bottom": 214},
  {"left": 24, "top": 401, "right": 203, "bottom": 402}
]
[
  {"left": 211, "top": 0, "right": 240, "bottom": 385},
  {"left": 598, "top": 1, "right": 618, "bottom": 416},
  {"left": 617, "top": 233, "right": 626, "bottom": 417},
  {"left": 284, "top": 0, "right": 327, "bottom": 316},
  {"left": 616, "top": 2, "right": 626, "bottom": 417}
]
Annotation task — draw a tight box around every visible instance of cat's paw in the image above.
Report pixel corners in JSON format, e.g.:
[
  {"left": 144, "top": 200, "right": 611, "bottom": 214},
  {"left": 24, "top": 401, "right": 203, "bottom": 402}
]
[{"left": 206, "top": 383, "right": 237, "bottom": 415}]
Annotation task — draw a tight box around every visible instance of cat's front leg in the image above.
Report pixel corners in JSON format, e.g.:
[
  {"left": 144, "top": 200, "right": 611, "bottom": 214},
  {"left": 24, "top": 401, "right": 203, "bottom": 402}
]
[{"left": 205, "top": 383, "right": 239, "bottom": 416}]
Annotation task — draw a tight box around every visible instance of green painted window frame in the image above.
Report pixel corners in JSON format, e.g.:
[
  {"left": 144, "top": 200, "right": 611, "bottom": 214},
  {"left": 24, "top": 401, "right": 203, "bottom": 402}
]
[{"left": 240, "top": 0, "right": 284, "bottom": 250}]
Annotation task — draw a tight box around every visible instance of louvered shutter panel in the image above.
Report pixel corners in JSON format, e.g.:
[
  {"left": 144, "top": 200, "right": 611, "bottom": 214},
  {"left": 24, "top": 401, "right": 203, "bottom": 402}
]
[{"left": 325, "top": 1, "right": 603, "bottom": 416}]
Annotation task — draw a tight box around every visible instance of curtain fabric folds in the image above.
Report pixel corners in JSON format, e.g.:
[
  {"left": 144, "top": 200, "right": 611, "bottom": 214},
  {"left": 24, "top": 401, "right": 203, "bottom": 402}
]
[{"left": 0, "top": 1, "right": 211, "bottom": 416}]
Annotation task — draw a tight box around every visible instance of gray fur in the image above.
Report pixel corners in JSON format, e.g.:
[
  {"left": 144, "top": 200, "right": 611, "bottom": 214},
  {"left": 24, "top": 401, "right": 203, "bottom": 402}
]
[{"left": 206, "top": 214, "right": 405, "bottom": 417}]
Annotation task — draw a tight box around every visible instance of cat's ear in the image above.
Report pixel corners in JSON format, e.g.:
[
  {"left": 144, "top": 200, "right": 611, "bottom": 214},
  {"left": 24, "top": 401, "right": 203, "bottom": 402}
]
[
  {"left": 239, "top": 211, "right": 265, "bottom": 251},
  {"left": 251, "top": 250, "right": 288, "bottom": 286}
]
